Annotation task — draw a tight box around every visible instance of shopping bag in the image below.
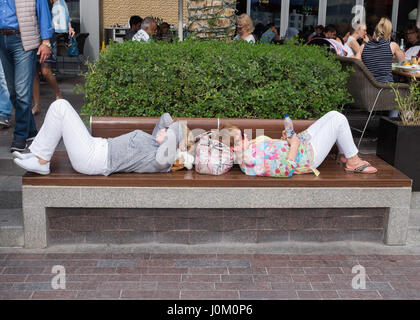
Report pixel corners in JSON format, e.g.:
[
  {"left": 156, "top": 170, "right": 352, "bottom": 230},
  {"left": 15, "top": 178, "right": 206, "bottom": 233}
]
[{"left": 67, "top": 36, "right": 79, "bottom": 57}]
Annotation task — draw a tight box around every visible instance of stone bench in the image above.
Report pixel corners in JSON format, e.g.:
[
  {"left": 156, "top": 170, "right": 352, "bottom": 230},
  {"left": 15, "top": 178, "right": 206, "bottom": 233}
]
[{"left": 21, "top": 117, "right": 412, "bottom": 248}]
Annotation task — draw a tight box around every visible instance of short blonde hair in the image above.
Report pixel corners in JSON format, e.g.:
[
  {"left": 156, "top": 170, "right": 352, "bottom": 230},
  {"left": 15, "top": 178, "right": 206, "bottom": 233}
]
[
  {"left": 237, "top": 14, "right": 254, "bottom": 34},
  {"left": 374, "top": 17, "right": 392, "bottom": 40}
]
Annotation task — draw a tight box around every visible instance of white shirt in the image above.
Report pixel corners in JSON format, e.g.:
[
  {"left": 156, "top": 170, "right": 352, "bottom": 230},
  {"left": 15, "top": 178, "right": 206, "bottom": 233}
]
[
  {"left": 132, "top": 29, "right": 150, "bottom": 42},
  {"left": 234, "top": 34, "right": 255, "bottom": 43},
  {"left": 405, "top": 45, "right": 420, "bottom": 60}
]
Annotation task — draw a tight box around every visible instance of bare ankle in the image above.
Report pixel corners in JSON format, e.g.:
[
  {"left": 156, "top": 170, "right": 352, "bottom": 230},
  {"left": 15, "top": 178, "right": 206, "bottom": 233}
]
[{"left": 36, "top": 156, "right": 49, "bottom": 165}]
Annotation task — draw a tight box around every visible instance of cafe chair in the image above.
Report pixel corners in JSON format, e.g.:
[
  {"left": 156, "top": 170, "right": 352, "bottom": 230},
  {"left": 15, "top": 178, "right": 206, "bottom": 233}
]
[{"left": 336, "top": 56, "right": 410, "bottom": 148}]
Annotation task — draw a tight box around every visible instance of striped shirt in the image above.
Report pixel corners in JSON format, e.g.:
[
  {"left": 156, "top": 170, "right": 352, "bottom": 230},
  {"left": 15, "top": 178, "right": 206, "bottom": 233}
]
[{"left": 361, "top": 37, "right": 394, "bottom": 83}]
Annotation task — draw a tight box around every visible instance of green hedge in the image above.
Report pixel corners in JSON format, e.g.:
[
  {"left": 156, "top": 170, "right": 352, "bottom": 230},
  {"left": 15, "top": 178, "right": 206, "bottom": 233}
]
[{"left": 79, "top": 39, "right": 352, "bottom": 119}]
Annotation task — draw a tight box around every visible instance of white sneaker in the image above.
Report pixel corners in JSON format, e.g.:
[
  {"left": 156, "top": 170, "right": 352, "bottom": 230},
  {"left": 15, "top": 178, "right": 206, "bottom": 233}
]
[
  {"left": 14, "top": 157, "right": 50, "bottom": 175},
  {"left": 12, "top": 151, "right": 35, "bottom": 160}
]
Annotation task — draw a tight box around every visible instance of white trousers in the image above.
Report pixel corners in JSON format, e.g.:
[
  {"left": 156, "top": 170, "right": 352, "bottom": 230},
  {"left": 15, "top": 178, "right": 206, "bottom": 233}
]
[
  {"left": 29, "top": 99, "right": 109, "bottom": 175},
  {"left": 307, "top": 111, "right": 358, "bottom": 168}
]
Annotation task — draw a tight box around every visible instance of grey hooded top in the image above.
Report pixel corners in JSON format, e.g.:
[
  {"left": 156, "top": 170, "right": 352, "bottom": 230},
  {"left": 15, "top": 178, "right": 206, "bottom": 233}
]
[{"left": 103, "top": 113, "right": 185, "bottom": 176}]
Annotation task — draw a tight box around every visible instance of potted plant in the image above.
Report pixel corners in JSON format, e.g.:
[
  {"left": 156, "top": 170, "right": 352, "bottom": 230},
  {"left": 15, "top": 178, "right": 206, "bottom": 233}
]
[{"left": 376, "top": 80, "right": 420, "bottom": 191}]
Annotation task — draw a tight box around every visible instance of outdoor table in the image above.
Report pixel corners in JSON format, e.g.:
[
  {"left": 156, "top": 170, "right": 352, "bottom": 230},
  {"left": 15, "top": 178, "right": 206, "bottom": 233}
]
[{"left": 392, "top": 63, "right": 420, "bottom": 81}]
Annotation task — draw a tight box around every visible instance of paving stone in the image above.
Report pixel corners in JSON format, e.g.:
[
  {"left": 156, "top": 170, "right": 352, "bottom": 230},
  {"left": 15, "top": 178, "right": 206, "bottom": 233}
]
[
  {"left": 97, "top": 281, "right": 157, "bottom": 291},
  {"left": 158, "top": 282, "right": 215, "bottom": 291},
  {"left": 188, "top": 267, "right": 228, "bottom": 274},
  {"left": 121, "top": 290, "right": 180, "bottom": 299},
  {"left": 215, "top": 282, "right": 271, "bottom": 291},
  {"left": 228, "top": 267, "right": 267, "bottom": 275},
  {"left": 181, "top": 290, "right": 239, "bottom": 300},
  {"left": 174, "top": 259, "right": 249, "bottom": 268},
  {"left": 0, "top": 290, "right": 33, "bottom": 299},
  {"left": 337, "top": 290, "right": 382, "bottom": 299},
  {"left": 31, "top": 290, "right": 78, "bottom": 299},
  {"left": 239, "top": 290, "right": 298, "bottom": 299},
  {"left": 297, "top": 290, "right": 339, "bottom": 299},
  {"left": 97, "top": 259, "right": 138, "bottom": 267},
  {"left": 76, "top": 290, "right": 121, "bottom": 299}
]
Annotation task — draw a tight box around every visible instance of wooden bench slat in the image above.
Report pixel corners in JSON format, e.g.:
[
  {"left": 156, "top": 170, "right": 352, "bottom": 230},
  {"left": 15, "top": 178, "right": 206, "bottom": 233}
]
[{"left": 22, "top": 152, "right": 411, "bottom": 188}]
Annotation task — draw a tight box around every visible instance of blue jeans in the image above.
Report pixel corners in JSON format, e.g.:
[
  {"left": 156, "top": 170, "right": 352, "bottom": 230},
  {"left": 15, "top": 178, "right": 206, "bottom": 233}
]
[
  {"left": 0, "top": 57, "right": 13, "bottom": 118},
  {"left": 0, "top": 34, "right": 37, "bottom": 140}
]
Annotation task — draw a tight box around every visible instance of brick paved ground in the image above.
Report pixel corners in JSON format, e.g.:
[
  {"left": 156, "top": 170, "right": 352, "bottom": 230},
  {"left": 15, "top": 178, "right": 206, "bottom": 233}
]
[{"left": 1, "top": 253, "right": 420, "bottom": 300}]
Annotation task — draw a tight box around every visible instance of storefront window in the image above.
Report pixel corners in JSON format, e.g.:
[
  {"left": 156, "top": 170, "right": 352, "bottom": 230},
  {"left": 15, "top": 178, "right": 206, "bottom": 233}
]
[
  {"left": 325, "top": 0, "right": 356, "bottom": 38},
  {"left": 250, "top": 0, "right": 282, "bottom": 29},
  {"left": 364, "top": 0, "right": 393, "bottom": 37},
  {"left": 289, "top": 0, "right": 319, "bottom": 38},
  {"left": 66, "top": 0, "right": 80, "bottom": 33},
  {"left": 396, "top": 0, "right": 418, "bottom": 41}
]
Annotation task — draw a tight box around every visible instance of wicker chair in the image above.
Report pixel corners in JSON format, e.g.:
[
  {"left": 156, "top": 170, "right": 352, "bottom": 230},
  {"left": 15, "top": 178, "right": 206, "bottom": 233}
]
[{"left": 336, "top": 56, "right": 410, "bottom": 148}]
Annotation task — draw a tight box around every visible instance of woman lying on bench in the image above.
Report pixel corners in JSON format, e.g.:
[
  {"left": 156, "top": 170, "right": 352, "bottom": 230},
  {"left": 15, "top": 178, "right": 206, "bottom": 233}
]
[
  {"left": 224, "top": 111, "right": 377, "bottom": 177},
  {"left": 13, "top": 99, "right": 193, "bottom": 175}
]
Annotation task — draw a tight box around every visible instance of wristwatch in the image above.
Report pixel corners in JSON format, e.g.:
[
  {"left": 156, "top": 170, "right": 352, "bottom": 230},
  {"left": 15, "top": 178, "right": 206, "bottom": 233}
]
[{"left": 42, "top": 41, "right": 52, "bottom": 49}]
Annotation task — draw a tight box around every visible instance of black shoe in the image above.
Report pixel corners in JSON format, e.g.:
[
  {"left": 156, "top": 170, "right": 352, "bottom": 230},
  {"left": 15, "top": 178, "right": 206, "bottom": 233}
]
[
  {"left": 26, "top": 130, "right": 38, "bottom": 142},
  {"left": 10, "top": 139, "right": 27, "bottom": 153},
  {"left": 0, "top": 116, "right": 11, "bottom": 129}
]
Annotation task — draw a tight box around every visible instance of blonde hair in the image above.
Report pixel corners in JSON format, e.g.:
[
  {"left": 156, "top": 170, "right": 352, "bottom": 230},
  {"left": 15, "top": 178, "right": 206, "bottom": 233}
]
[
  {"left": 219, "top": 123, "right": 242, "bottom": 148},
  {"left": 237, "top": 14, "right": 254, "bottom": 34},
  {"left": 170, "top": 123, "right": 195, "bottom": 172},
  {"left": 374, "top": 18, "right": 392, "bottom": 40}
]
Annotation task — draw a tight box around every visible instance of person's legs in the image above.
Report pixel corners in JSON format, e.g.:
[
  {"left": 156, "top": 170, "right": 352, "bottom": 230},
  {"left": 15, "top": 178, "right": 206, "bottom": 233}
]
[
  {"left": 307, "top": 111, "right": 359, "bottom": 168},
  {"left": 29, "top": 99, "right": 108, "bottom": 175},
  {"left": 40, "top": 63, "right": 62, "bottom": 99},
  {"left": 5, "top": 34, "right": 37, "bottom": 142},
  {"left": 0, "top": 57, "right": 13, "bottom": 122},
  {"left": 32, "top": 65, "right": 41, "bottom": 115}
]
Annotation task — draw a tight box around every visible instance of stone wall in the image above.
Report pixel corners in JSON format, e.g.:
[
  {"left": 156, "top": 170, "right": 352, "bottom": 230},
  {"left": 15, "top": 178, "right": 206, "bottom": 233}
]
[{"left": 102, "top": 0, "right": 188, "bottom": 28}]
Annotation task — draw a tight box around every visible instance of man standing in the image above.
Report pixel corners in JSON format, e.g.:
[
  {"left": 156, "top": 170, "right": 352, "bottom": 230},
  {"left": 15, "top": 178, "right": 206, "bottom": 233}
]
[
  {"left": 132, "top": 17, "right": 157, "bottom": 42},
  {"left": 0, "top": 0, "right": 54, "bottom": 152}
]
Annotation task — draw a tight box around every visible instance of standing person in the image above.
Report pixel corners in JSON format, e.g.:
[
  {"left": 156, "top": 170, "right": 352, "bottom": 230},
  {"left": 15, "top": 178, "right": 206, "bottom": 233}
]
[
  {"left": 132, "top": 17, "right": 158, "bottom": 42},
  {"left": 0, "top": 0, "right": 54, "bottom": 152},
  {"left": 125, "top": 15, "right": 143, "bottom": 41},
  {"left": 32, "top": 0, "right": 75, "bottom": 115},
  {"left": 0, "top": 61, "right": 13, "bottom": 129},
  {"left": 234, "top": 14, "right": 255, "bottom": 43}
]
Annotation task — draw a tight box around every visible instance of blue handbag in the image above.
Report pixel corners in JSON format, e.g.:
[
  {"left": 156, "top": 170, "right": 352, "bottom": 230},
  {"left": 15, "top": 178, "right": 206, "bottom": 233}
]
[{"left": 67, "top": 36, "right": 79, "bottom": 57}]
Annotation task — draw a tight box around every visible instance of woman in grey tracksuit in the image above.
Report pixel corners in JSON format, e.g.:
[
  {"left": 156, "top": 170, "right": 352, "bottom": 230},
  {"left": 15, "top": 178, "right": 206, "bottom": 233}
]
[{"left": 13, "top": 99, "right": 187, "bottom": 176}]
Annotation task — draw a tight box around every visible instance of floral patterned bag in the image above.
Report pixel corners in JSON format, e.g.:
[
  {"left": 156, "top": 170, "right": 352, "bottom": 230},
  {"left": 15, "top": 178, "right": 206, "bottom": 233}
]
[{"left": 194, "top": 131, "right": 234, "bottom": 175}]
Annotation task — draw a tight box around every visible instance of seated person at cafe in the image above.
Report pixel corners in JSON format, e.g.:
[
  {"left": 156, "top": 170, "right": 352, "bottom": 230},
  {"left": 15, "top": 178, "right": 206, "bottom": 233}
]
[
  {"left": 308, "top": 25, "right": 324, "bottom": 42},
  {"left": 157, "top": 22, "right": 174, "bottom": 42},
  {"left": 234, "top": 14, "right": 256, "bottom": 43},
  {"left": 324, "top": 24, "right": 343, "bottom": 44},
  {"left": 125, "top": 15, "right": 143, "bottom": 41},
  {"left": 260, "top": 23, "right": 279, "bottom": 44},
  {"left": 404, "top": 24, "right": 420, "bottom": 60},
  {"left": 361, "top": 17, "right": 405, "bottom": 117},
  {"left": 361, "top": 17, "right": 405, "bottom": 84},
  {"left": 345, "top": 23, "right": 369, "bottom": 59}
]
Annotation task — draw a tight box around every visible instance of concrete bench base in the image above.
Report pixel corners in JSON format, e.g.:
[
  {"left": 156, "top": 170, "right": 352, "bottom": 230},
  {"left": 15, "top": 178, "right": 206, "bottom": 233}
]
[{"left": 22, "top": 186, "right": 412, "bottom": 248}]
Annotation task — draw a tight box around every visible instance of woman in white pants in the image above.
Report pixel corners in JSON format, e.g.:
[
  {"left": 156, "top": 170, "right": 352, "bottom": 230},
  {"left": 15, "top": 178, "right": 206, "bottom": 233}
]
[
  {"left": 231, "top": 110, "right": 377, "bottom": 178},
  {"left": 13, "top": 99, "right": 192, "bottom": 175}
]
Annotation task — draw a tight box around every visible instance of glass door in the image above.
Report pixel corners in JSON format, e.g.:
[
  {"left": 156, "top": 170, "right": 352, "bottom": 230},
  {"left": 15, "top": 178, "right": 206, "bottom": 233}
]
[{"left": 289, "top": 0, "right": 319, "bottom": 39}]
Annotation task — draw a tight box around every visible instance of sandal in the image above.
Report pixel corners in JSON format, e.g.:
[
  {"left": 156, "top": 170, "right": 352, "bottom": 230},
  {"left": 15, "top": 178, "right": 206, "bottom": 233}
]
[
  {"left": 336, "top": 153, "right": 371, "bottom": 168},
  {"left": 344, "top": 161, "right": 377, "bottom": 174}
]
